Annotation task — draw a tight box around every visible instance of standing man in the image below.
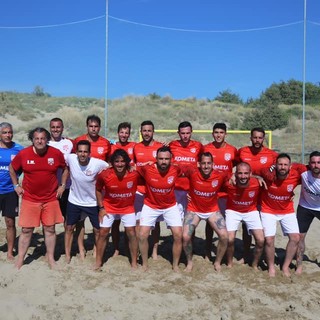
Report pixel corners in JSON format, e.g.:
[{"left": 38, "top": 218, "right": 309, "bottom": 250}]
[
  {"left": 9, "top": 128, "right": 67, "bottom": 269},
  {"left": 296, "top": 151, "right": 320, "bottom": 274},
  {"left": 224, "top": 162, "right": 265, "bottom": 270},
  {"left": 64, "top": 140, "right": 108, "bottom": 262},
  {"left": 110, "top": 122, "right": 136, "bottom": 256},
  {"left": 48, "top": 118, "right": 73, "bottom": 221},
  {"left": 182, "top": 152, "right": 228, "bottom": 272},
  {"left": 260, "top": 153, "right": 305, "bottom": 277},
  {"left": 95, "top": 149, "right": 140, "bottom": 270},
  {"left": 0, "top": 122, "right": 24, "bottom": 260},
  {"left": 133, "top": 120, "right": 163, "bottom": 259},
  {"left": 138, "top": 146, "right": 182, "bottom": 272},
  {"left": 169, "top": 121, "right": 203, "bottom": 219},
  {"left": 203, "top": 123, "right": 237, "bottom": 260},
  {"left": 237, "top": 127, "right": 278, "bottom": 262}
]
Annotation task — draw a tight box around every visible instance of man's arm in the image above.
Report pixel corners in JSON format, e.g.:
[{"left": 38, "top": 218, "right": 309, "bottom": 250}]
[{"left": 9, "top": 163, "right": 24, "bottom": 196}]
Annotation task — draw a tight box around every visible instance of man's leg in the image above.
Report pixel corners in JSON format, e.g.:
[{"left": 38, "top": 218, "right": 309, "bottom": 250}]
[
  {"left": 75, "top": 220, "right": 85, "bottom": 260},
  {"left": 296, "top": 233, "right": 307, "bottom": 275},
  {"left": 94, "top": 227, "right": 110, "bottom": 269},
  {"left": 182, "top": 212, "right": 200, "bottom": 272},
  {"left": 282, "top": 233, "right": 299, "bottom": 277},
  {"left": 226, "top": 231, "right": 236, "bottom": 268},
  {"left": 64, "top": 223, "right": 76, "bottom": 263},
  {"left": 43, "top": 225, "right": 57, "bottom": 269},
  {"left": 242, "top": 223, "right": 252, "bottom": 263},
  {"left": 125, "top": 226, "right": 138, "bottom": 269},
  {"left": 15, "top": 227, "right": 34, "bottom": 269},
  {"left": 151, "top": 221, "right": 160, "bottom": 260},
  {"left": 208, "top": 212, "right": 228, "bottom": 272},
  {"left": 139, "top": 226, "right": 151, "bottom": 271},
  {"left": 5, "top": 216, "right": 16, "bottom": 261},
  {"left": 264, "top": 236, "right": 276, "bottom": 277},
  {"left": 205, "top": 222, "right": 214, "bottom": 261},
  {"left": 250, "top": 229, "right": 265, "bottom": 270},
  {"left": 171, "top": 226, "right": 183, "bottom": 272},
  {"left": 111, "top": 219, "right": 121, "bottom": 256}
]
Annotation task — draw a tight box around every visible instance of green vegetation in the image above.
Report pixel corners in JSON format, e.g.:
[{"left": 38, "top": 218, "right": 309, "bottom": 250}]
[{"left": 1, "top": 79, "right": 319, "bottom": 162}]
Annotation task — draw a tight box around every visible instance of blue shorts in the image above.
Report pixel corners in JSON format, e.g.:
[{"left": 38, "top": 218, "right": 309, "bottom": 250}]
[{"left": 66, "top": 201, "right": 99, "bottom": 229}]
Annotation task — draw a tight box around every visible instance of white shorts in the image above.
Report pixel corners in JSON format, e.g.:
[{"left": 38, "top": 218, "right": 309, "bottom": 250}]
[
  {"left": 225, "top": 209, "right": 262, "bottom": 233},
  {"left": 186, "top": 211, "right": 215, "bottom": 221},
  {"left": 174, "top": 190, "right": 188, "bottom": 219},
  {"left": 140, "top": 204, "right": 182, "bottom": 227},
  {"left": 134, "top": 192, "right": 144, "bottom": 221},
  {"left": 100, "top": 212, "right": 136, "bottom": 228},
  {"left": 260, "top": 212, "right": 299, "bottom": 237}
]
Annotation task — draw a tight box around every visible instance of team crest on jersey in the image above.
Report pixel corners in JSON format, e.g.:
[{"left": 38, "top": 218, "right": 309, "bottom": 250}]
[
  {"left": 249, "top": 191, "right": 255, "bottom": 198},
  {"left": 128, "top": 148, "right": 133, "bottom": 155},
  {"left": 48, "top": 158, "right": 54, "bottom": 166},
  {"left": 167, "top": 176, "right": 174, "bottom": 184},
  {"left": 152, "top": 151, "right": 157, "bottom": 158},
  {"left": 97, "top": 147, "right": 104, "bottom": 155},
  {"left": 190, "top": 148, "right": 196, "bottom": 154},
  {"left": 224, "top": 153, "right": 231, "bottom": 161},
  {"left": 63, "top": 145, "right": 69, "bottom": 152},
  {"left": 260, "top": 157, "right": 267, "bottom": 164},
  {"left": 212, "top": 180, "right": 219, "bottom": 187},
  {"left": 287, "top": 184, "right": 294, "bottom": 192},
  {"left": 127, "top": 181, "right": 133, "bottom": 189}
]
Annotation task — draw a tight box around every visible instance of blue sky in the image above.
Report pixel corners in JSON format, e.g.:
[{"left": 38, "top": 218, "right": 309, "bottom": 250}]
[{"left": 0, "top": 0, "right": 319, "bottom": 100}]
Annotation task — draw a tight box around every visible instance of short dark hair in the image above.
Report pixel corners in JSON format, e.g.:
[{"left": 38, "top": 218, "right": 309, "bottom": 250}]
[
  {"left": 178, "top": 121, "right": 192, "bottom": 131},
  {"left": 251, "top": 127, "right": 265, "bottom": 137},
  {"left": 86, "top": 115, "right": 101, "bottom": 126},
  {"left": 156, "top": 146, "right": 172, "bottom": 157},
  {"left": 76, "top": 140, "right": 91, "bottom": 152},
  {"left": 198, "top": 152, "right": 213, "bottom": 162},
  {"left": 309, "top": 151, "right": 320, "bottom": 159},
  {"left": 118, "top": 122, "right": 131, "bottom": 133},
  {"left": 213, "top": 123, "right": 227, "bottom": 132},
  {"left": 110, "top": 149, "right": 131, "bottom": 170},
  {"left": 50, "top": 118, "right": 64, "bottom": 126},
  {"left": 277, "top": 153, "right": 291, "bottom": 163},
  {"left": 140, "top": 120, "right": 154, "bottom": 131},
  {"left": 28, "top": 127, "right": 51, "bottom": 142}
]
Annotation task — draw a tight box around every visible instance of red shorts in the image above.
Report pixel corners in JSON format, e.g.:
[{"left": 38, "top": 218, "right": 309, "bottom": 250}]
[{"left": 18, "top": 199, "right": 64, "bottom": 228}]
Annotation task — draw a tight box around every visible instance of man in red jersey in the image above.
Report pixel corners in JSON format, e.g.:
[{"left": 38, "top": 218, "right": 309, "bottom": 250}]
[
  {"left": 260, "top": 153, "right": 305, "bottom": 277},
  {"left": 95, "top": 149, "right": 141, "bottom": 270},
  {"left": 169, "top": 121, "right": 203, "bottom": 219},
  {"left": 9, "top": 128, "right": 68, "bottom": 269},
  {"left": 203, "top": 123, "right": 237, "bottom": 260},
  {"left": 138, "top": 146, "right": 182, "bottom": 271},
  {"left": 224, "top": 162, "right": 265, "bottom": 269},
  {"left": 182, "top": 152, "right": 228, "bottom": 272},
  {"left": 110, "top": 122, "right": 136, "bottom": 256},
  {"left": 74, "top": 114, "right": 111, "bottom": 161},
  {"left": 133, "top": 120, "right": 163, "bottom": 259},
  {"left": 73, "top": 114, "right": 111, "bottom": 254},
  {"left": 237, "top": 127, "right": 278, "bottom": 263}
]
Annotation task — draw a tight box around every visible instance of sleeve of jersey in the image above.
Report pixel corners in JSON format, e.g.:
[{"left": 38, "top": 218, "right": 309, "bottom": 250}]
[
  {"left": 96, "top": 172, "right": 105, "bottom": 191},
  {"left": 10, "top": 151, "right": 22, "bottom": 172},
  {"left": 291, "top": 163, "right": 307, "bottom": 175}
]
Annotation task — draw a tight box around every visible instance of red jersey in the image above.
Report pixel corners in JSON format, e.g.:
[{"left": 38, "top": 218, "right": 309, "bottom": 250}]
[
  {"left": 224, "top": 178, "right": 261, "bottom": 213},
  {"left": 133, "top": 140, "right": 163, "bottom": 193},
  {"left": 96, "top": 168, "right": 141, "bottom": 214},
  {"left": 74, "top": 134, "right": 111, "bottom": 161},
  {"left": 237, "top": 146, "right": 278, "bottom": 175},
  {"left": 183, "top": 167, "right": 227, "bottom": 213},
  {"left": 11, "top": 146, "right": 66, "bottom": 202},
  {"left": 138, "top": 164, "right": 180, "bottom": 209},
  {"left": 110, "top": 141, "right": 136, "bottom": 164},
  {"left": 203, "top": 142, "right": 237, "bottom": 173},
  {"left": 169, "top": 140, "right": 203, "bottom": 191},
  {"left": 260, "top": 164, "right": 305, "bottom": 214}
]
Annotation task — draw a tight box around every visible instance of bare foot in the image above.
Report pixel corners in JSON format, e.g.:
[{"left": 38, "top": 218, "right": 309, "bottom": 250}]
[
  {"left": 113, "top": 249, "right": 120, "bottom": 257},
  {"left": 282, "top": 268, "right": 291, "bottom": 278},
  {"left": 14, "top": 259, "right": 24, "bottom": 270},
  {"left": 268, "top": 267, "right": 276, "bottom": 277},
  {"left": 79, "top": 250, "right": 86, "bottom": 261},
  {"left": 172, "top": 265, "right": 180, "bottom": 273},
  {"left": 295, "top": 266, "right": 303, "bottom": 275},
  {"left": 184, "top": 264, "right": 193, "bottom": 273},
  {"left": 6, "top": 254, "right": 15, "bottom": 262},
  {"left": 226, "top": 263, "right": 233, "bottom": 269},
  {"left": 213, "top": 263, "right": 222, "bottom": 272},
  {"left": 152, "top": 251, "right": 158, "bottom": 260},
  {"left": 92, "top": 263, "right": 102, "bottom": 271},
  {"left": 48, "top": 260, "right": 60, "bottom": 270},
  {"left": 140, "top": 265, "right": 149, "bottom": 272},
  {"left": 65, "top": 256, "right": 71, "bottom": 264},
  {"left": 131, "top": 263, "right": 138, "bottom": 271}
]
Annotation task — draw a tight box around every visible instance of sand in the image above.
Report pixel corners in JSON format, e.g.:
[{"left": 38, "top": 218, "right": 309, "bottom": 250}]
[{"left": 1, "top": 186, "right": 320, "bottom": 320}]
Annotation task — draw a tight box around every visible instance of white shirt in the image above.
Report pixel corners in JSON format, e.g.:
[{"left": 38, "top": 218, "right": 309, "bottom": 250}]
[
  {"left": 65, "top": 154, "right": 108, "bottom": 207},
  {"left": 299, "top": 170, "right": 320, "bottom": 210}
]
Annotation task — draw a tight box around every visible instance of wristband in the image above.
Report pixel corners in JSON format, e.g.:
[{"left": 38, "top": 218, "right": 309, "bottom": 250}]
[
  {"left": 14, "top": 184, "right": 20, "bottom": 189},
  {"left": 60, "top": 183, "right": 66, "bottom": 187},
  {"left": 99, "top": 206, "right": 104, "bottom": 210}
]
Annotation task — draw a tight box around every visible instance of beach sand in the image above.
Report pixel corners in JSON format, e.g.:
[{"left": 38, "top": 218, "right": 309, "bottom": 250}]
[{"left": 1, "top": 186, "right": 320, "bottom": 320}]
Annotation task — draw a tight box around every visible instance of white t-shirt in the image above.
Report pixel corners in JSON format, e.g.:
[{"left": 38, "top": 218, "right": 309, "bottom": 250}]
[
  {"left": 49, "top": 138, "right": 73, "bottom": 188},
  {"left": 299, "top": 170, "right": 320, "bottom": 210},
  {"left": 65, "top": 154, "right": 108, "bottom": 207}
]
